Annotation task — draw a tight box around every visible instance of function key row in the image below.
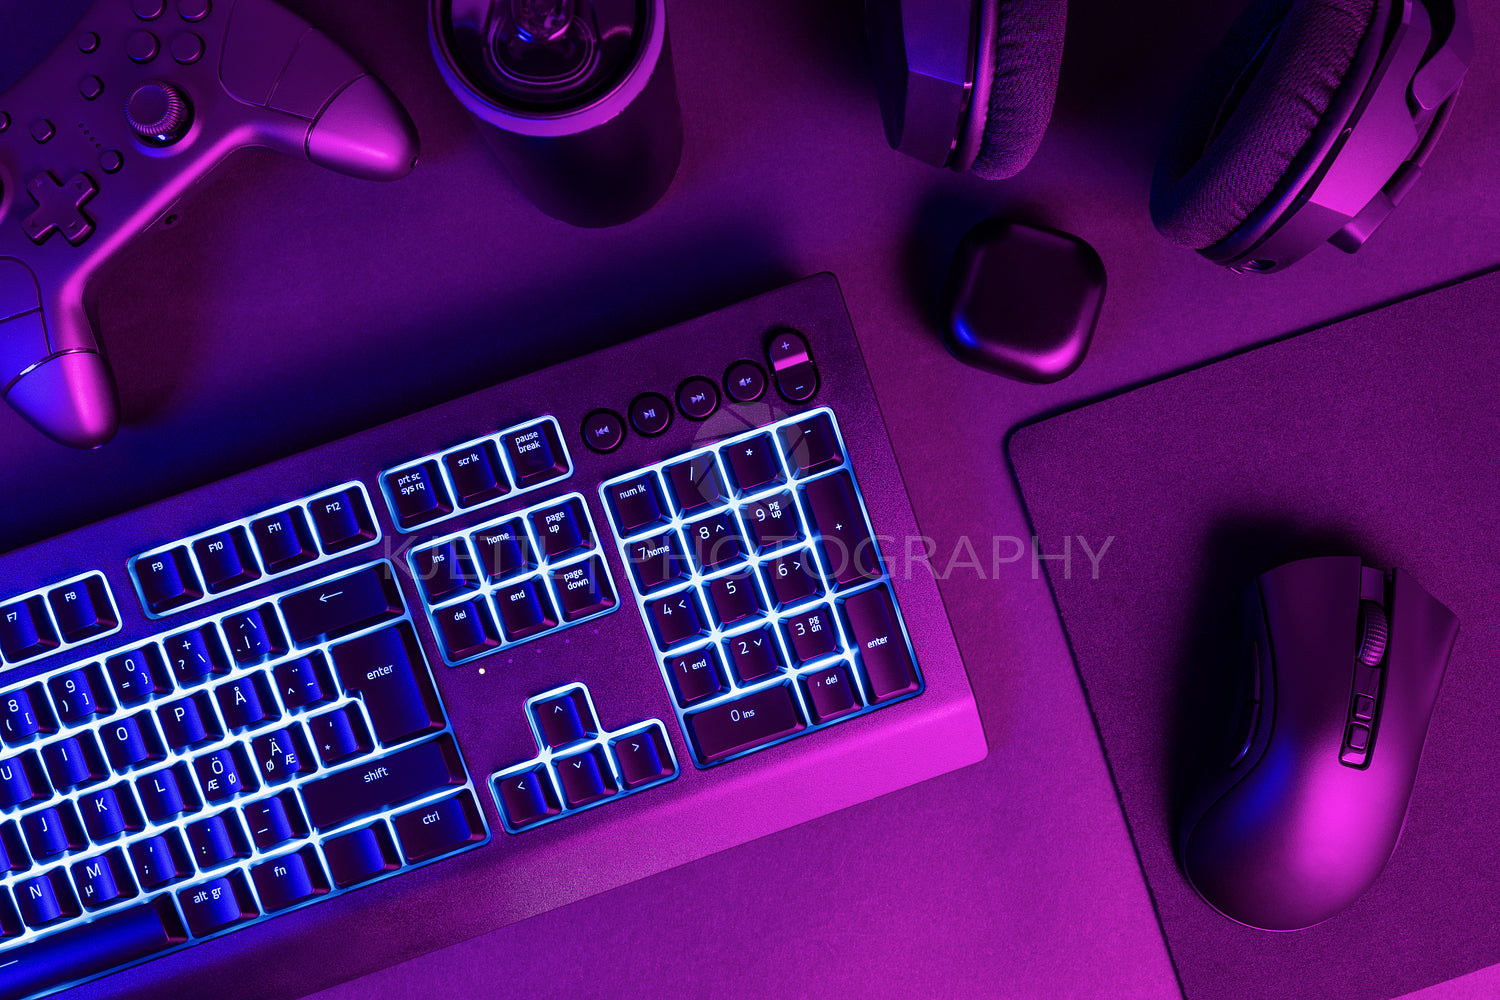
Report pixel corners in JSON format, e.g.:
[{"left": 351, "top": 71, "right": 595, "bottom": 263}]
[
  {"left": 407, "top": 494, "right": 618, "bottom": 665},
  {"left": 577, "top": 328, "right": 820, "bottom": 454},
  {"left": 380, "top": 417, "right": 571, "bottom": 532},
  {"left": 130, "top": 483, "right": 380, "bottom": 618},
  {"left": 489, "top": 684, "right": 675, "bottom": 833},
  {"left": 0, "top": 573, "right": 119, "bottom": 670}
]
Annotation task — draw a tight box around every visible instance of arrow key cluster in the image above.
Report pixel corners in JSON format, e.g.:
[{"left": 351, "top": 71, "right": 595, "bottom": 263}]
[{"left": 490, "top": 683, "right": 676, "bottom": 833}]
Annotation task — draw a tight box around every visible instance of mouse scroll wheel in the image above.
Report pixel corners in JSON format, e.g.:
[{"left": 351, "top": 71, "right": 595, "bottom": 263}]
[{"left": 1356, "top": 600, "right": 1389, "bottom": 666}]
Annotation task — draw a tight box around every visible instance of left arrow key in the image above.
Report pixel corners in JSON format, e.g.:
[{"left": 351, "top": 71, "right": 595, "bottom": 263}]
[{"left": 279, "top": 563, "right": 403, "bottom": 646}]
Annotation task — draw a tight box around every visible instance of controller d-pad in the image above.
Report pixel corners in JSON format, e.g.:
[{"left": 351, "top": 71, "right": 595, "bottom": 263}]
[{"left": 23, "top": 171, "right": 99, "bottom": 247}]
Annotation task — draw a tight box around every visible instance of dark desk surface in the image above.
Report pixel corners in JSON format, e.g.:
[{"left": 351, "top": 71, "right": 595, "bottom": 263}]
[{"left": 2, "top": 1, "right": 1498, "bottom": 997}]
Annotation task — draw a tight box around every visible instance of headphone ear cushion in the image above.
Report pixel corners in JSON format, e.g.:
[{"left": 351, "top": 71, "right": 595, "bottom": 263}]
[
  {"left": 1149, "top": 0, "right": 1376, "bottom": 250},
  {"left": 971, "top": 0, "right": 1069, "bottom": 181}
]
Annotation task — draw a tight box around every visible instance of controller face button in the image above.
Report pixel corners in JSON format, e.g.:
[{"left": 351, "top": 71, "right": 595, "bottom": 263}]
[
  {"left": 29, "top": 118, "right": 54, "bottom": 143},
  {"left": 178, "top": 0, "right": 211, "bottom": 22},
  {"left": 126, "top": 30, "right": 160, "bottom": 64},
  {"left": 79, "top": 31, "right": 101, "bottom": 53},
  {"left": 100, "top": 150, "right": 124, "bottom": 174},
  {"left": 170, "top": 32, "right": 204, "bottom": 65},
  {"left": 80, "top": 75, "right": 104, "bottom": 101},
  {"left": 133, "top": 0, "right": 166, "bottom": 19}
]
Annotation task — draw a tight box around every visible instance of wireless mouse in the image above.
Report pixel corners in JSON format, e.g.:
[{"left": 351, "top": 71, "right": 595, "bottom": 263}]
[{"left": 1177, "top": 556, "right": 1459, "bottom": 931}]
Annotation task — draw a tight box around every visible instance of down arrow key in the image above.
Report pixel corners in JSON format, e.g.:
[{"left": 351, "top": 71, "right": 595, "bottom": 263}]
[{"left": 280, "top": 563, "right": 404, "bottom": 646}]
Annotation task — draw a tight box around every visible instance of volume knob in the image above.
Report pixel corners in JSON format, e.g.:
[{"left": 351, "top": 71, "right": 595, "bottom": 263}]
[{"left": 125, "top": 80, "right": 192, "bottom": 144}]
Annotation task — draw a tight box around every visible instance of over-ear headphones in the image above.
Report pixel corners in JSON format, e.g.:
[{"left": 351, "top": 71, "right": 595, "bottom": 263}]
[{"left": 865, "top": 0, "right": 1472, "bottom": 272}]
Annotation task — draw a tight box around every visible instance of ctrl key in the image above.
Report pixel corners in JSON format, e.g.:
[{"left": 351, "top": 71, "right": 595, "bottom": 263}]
[
  {"left": 394, "top": 790, "right": 486, "bottom": 862},
  {"left": 0, "top": 896, "right": 187, "bottom": 1000}
]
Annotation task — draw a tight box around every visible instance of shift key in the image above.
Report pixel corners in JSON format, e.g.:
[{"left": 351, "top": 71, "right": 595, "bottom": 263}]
[
  {"left": 280, "top": 563, "right": 403, "bottom": 646},
  {"left": 302, "top": 735, "right": 465, "bottom": 831},
  {"left": 332, "top": 624, "right": 443, "bottom": 745}
]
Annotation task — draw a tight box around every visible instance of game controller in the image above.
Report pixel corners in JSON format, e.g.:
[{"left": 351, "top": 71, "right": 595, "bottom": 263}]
[{"left": 0, "top": 0, "right": 420, "bottom": 449}]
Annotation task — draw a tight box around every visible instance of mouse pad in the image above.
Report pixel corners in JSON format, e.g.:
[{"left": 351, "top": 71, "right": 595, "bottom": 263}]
[{"left": 1007, "top": 268, "right": 1500, "bottom": 1000}]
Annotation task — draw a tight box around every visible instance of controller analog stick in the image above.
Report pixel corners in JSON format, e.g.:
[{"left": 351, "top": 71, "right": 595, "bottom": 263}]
[{"left": 125, "top": 80, "right": 192, "bottom": 144}]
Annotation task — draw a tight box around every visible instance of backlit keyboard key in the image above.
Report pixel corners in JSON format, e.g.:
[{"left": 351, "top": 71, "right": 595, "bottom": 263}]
[
  {"left": 273, "top": 655, "right": 331, "bottom": 710},
  {"left": 72, "top": 848, "right": 132, "bottom": 910},
  {"left": 186, "top": 813, "right": 247, "bottom": 869},
  {"left": 723, "top": 433, "right": 783, "bottom": 493},
  {"left": 0, "top": 597, "right": 58, "bottom": 662},
  {"left": 49, "top": 666, "right": 106, "bottom": 722},
  {"left": 645, "top": 592, "right": 705, "bottom": 649},
  {"left": 192, "top": 527, "right": 259, "bottom": 593},
  {"left": 222, "top": 607, "right": 285, "bottom": 665},
  {"left": 46, "top": 575, "right": 116, "bottom": 642},
  {"left": 134, "top": 547, "right": 200, "bottom": 614},
  {"left": 42, "top": 734, "right": 104, "bottom": 790},
  {"left": 707, "top": 571, "right": 761, "bottom": 625},
  {"left": 554, "top": 746, "right": 615, "bottom": 808},
  {"left": 531, "top": 689, "right": 594, "bottom": 748},
  {"left": 664, "top": 454, "right": 725, "bottom": 513},
  {"left": 778, "top": 411, "right": 842, "bottom": 474},
  {"left": 685, "top": 684, "right": 804, "bottom": 763},
  {"left": 802, "top": 662, "right": 861, "bottom": 723},
  {"left": 625, "top": 533, "right": 686, "bottom": 592},
  {"left": 308, "top": 488, "right": 376, "bottom": 554},
  {"left": 412, "top": 541, "right": 478, "bottom": 603},
  {"left": 194, "top": 745, "right": 256, "bottom": 802},
  {"left": 215, "top": 674, "right": 276, "bottom": 730},
  {"left": 243, "top": 792, "right": 305, "bottom": 850},
  {"left": 79, "top": 786, "right": 137, "bottom": 843},
  {"left": 22, "top": 804, "right": 82, "bottom": 859},
  {"left": 801, "top": 471, "right": 881, "bottom": 586},
  {"left": 782, "top": 605, "right": 839, "bottom": 666},
  {"left": 0, "top": 751, "right": 46, "bottom": 808},
  {"left": 611, "top": 725, "right": 673, "bottom": 789},
  {"left": 103, "top": 714, "right": 164, "bottom": 770},
  {"left": 252, "top": 846, "right": 327, "bottom": 911},
  {"left": 279, "top": 564, "right": 403, "bottom": 647},
  {"left": 383, "top": 461, "right": 452, "bottom": 529},
  {"left": 158, "top": 692, "right": 217, "bottom": 750},
  {"left": 136, "top": 766, "right": 194, "bottom": 823},
  {"left": 528, "top": 498, "right": 589, "bottom": 558},
  {"left": 178, "top": 872, "right": 257, "bottom": 935},
  {"left": 550, "top": 557, "right": 615, "bottom": 621},
  {"left": 442, "top": 441, "right": 508, "bottom": 506},
  {"left": 252, "top": 726, "right": 314, "bottom": 784},
  {"left": 323, "top": 824, "right": 399, "bottom": 888},
  {"left": 0, "top": 687, "right": 45, "bottom": 743},
  {"left": 309, "top": 708, "right": 371, "bottom": 765},
  {"left": 725, "top": 627, "right": 781, "bottom": 682},
  {"left": 840, "top": 585, "right": 919, "bottom": 702},
  {"left": 301, "top": 735, "right": 464, "bottom": 832},
  {"left": 493, "top": 579, "right": 557, "bottom": 642},
  {"left": 684, "top": 512, "right": 744, "bottom": 571},
  {"left": 433, "top": 599, "right": 500, "bottom": 661},
  {"left": 330, "top": 625, "right": 441, "bottom": 745},
  {"left": 471, "top": 522, "right": 533, "bottom": 582},
  {"left": 16, "top": 870, "right": 75, "bottom": 927},
  {"left": 502, "top": 420, "right": 567, "bottom": 488},
  {"left": 0, "top": 896, "right": 186, "bottom": 998},
  {"left": 762, "top": 551, "right": 821, "bottom": 607},
  {"left": 250, "top": 508, "right": 317, "bottom": 574},
  {"left": 162, "top": 628, "right": 227, "bottom": 686},
  {"left": 394, "top": 791, "right": 484, "bottom": 863},
  {"left": 667, "top": 648, "right": 723, "bottom": 705},
  {"left": 495, "top": 767, "right": 559, "bottom": 829},
  {"left": 605, "top": 475, "right": 667, "bottom": 535},
  {"left": 130, "top": 832, "right": 191, "bottom": 888},
  {"left": 111, "top": 683, "right": 166, "bottom": 758},
  {"left": 742, "top": 492, "right": 802, "bottom": 551}
]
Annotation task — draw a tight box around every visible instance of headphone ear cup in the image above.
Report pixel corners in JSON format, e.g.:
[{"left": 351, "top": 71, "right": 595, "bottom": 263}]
[
  {"left": 1149, "top": 0, "right": 1377, "bottom": 250},
  {"left": 970, "top": 0, "right": 1069, "bottom": 180}
]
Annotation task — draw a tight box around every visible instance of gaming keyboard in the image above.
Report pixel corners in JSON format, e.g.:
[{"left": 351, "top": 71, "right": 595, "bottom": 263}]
[{"left": 0, "top": 274, "right": 986, "bottom": 1000}]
